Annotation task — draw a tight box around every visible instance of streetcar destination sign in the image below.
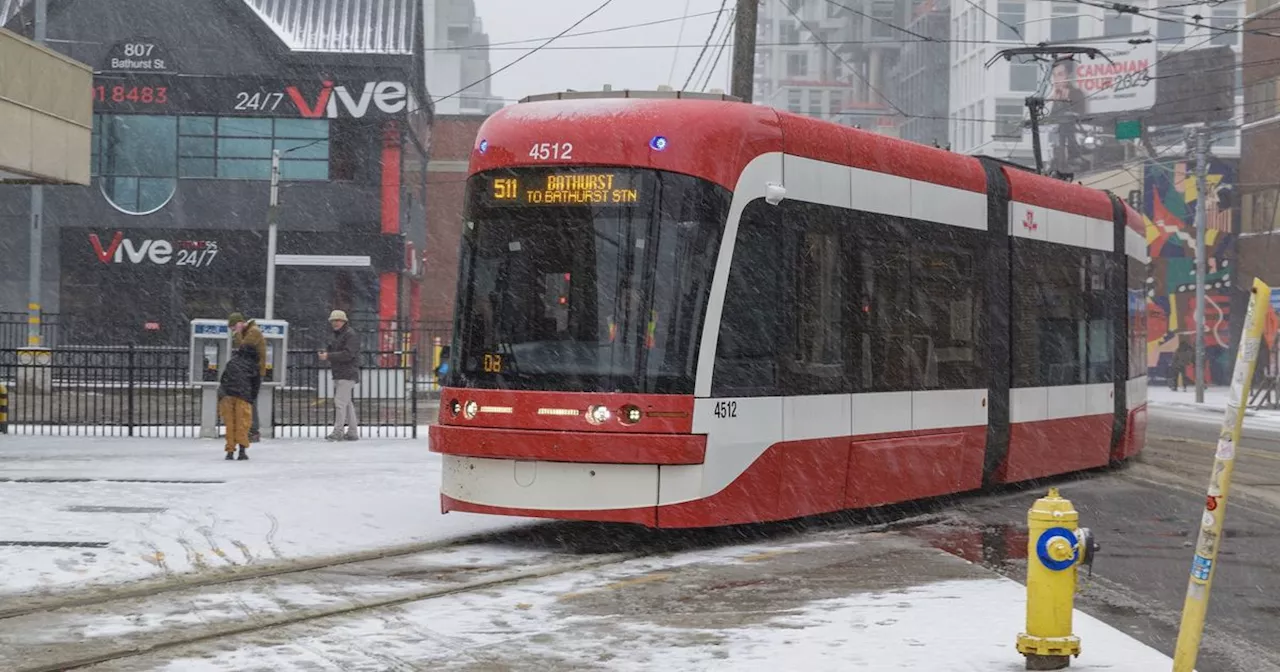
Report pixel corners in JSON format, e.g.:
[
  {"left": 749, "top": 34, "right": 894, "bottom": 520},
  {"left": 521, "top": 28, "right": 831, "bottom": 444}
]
[{"left": 484, "top": 172, "right": 642, "bottom": 206}]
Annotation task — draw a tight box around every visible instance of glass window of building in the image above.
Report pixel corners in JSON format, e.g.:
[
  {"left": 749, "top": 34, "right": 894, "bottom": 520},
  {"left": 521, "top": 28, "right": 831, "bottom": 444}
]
[
  {"left": 1051, "top": 2, "right": 1079, "bottom": 41},
  {"left": 1103, "top": 12, "right": 1132, "bottom": 36},
  {"left": 787, "top": 52, "right": 808, "bottom": 77},
  {"left": 1158, "top": 9, "right": 1184, "bottom": 43},
  {"left": 97, "top": 115, "right": 178, "bottom": 215},
  {"left": 788, "top": 89, "right": 803, "bottom": 112},
  {"left": 809, "top": 90, "right": 822, "bottom": 116},
  {"left": 1210, "top": 8, "right": 1238, "bottom": 46},
  {"left": 1010, "top": 60, "right": 1040, "bottom": 92},
  {"left": 995, "top": 99, "right": 1025, "bottom": 138},
  {"left": 780, "top": 20, "right": 800, "bottom": 44},
  {"left": 178, "top": 116, "right": 329, "bottom": 181}
]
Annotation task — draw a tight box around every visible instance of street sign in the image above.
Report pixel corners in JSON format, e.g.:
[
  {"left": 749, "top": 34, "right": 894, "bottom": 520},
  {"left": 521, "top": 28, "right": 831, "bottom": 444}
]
[{"left": 1116, "top": 119, "right": 1142, "bottom": 140}]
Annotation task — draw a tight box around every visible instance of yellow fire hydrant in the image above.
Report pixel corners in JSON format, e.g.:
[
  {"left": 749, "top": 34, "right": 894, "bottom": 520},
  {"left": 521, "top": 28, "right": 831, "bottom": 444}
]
[{"left": 1016, "top": 487, "right": 1099, "bottom": 670}]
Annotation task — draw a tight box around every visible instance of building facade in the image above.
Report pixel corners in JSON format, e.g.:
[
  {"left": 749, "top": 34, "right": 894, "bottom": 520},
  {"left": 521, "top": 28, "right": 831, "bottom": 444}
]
[
  {"left": 753, "top": 0, "right": 906, "bottom": 134},
  {"left": 893, "top": 0, "right": 950, "bottom": 146},
  {"left": 0, "top": 0, "right": 432, "bottom": 348},
  {"left": 949, "top": 0, "right": 1242, "bottom": 168},
  {"left": 1239, "top": 1, "right": 1280, "bottom": 294},
  {"left": 423, "top": 0, "right": 502, "bottom": 116}
]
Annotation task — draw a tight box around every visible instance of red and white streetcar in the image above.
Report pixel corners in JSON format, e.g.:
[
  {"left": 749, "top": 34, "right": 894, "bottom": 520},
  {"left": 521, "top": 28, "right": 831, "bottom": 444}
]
[{"left": 429, "top": 89, "right": 1149, "bottom": 528}]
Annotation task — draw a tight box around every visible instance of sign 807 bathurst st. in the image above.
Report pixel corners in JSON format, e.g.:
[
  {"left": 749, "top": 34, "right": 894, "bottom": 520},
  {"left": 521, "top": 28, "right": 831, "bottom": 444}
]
[{"left": 91, "top": 75, "right": 420, "bottom": 119}]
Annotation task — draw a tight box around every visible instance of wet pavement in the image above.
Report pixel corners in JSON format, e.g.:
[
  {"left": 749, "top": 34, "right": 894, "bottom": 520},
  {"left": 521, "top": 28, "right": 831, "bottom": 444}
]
[{"left": 917, "top": 406, "right": 1280, "bottom": 672}]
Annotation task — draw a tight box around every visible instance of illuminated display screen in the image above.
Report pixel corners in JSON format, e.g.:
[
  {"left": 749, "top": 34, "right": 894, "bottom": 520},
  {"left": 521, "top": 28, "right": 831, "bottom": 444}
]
[{"left": 482, "top": 171, "right": 645, "bottom": 207}]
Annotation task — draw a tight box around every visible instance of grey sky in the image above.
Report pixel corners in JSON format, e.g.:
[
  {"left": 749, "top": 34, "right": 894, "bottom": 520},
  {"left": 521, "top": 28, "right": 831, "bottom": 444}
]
[{"left": 472, "top": 0, "right": 735, "bottom": 103}]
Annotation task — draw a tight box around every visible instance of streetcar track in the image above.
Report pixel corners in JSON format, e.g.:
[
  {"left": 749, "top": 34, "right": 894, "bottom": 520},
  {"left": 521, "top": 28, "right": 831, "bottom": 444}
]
[
  {"left": 3, "top": 513, "right": 953, "bottom": 672},
  {"left": 0, "top": 527, "right": 518, "bottom": 622},
  {"left": 13, "top": 551, "right": 642, "bottom": 672}
]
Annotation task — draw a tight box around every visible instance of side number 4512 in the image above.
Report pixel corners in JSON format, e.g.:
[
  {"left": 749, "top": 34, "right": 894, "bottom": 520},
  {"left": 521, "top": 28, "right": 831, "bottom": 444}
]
[{"left": 713, "top": 401, "right": 738, "bottom": 419}]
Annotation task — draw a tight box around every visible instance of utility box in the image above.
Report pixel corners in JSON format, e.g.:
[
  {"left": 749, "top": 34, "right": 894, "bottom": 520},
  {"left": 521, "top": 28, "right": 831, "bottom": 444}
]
[
  {"left": 255, "top": 319, "right": 289, "bottom": 385},
  {"left": 190, "top": 319, "right": 230, "bottom": 386}
]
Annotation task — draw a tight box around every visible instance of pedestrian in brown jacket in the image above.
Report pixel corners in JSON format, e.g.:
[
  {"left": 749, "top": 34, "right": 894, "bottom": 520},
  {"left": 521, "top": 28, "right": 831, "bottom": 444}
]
[{"left": 229, "top": 312, "right": 268, "bottom": 441}]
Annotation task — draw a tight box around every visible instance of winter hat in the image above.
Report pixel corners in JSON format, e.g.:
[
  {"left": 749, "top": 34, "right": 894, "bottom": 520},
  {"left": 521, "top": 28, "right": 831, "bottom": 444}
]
[
  {"left": 227, "top": 312, "right": 246, "bottom": 327},
  {"left": 329, "top": 310, "right": 348, "bottom": 323}
]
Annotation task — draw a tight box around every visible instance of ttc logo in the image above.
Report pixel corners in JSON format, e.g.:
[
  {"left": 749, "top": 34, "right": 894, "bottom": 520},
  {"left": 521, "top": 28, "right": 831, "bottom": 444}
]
[{"left": 1022, "top": 210, "right": 1038, "bottom": 232}]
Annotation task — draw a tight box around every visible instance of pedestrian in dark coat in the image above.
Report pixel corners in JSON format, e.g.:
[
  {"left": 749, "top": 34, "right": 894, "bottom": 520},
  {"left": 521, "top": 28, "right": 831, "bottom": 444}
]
[
  {"left": 218, "top": 343, "right": 261, "bottom": 461},
  {"left": 319, "top": 310, "right": 361, "bottom": 441},
  {"left": 229, "top": 312, "right": 268, "bottom": 442}
]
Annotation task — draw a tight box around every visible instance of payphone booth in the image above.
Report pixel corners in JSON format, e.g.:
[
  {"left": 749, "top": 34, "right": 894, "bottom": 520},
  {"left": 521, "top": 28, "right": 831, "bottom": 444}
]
[
  {"left": 254, "top": 319, "right": 288, "bottom": 439},
  {"left": 190, "top": 319, "right": 231, "bottom": 438},
  {"left": 190, "top": 318, "right": 289, "bottom": 439}
]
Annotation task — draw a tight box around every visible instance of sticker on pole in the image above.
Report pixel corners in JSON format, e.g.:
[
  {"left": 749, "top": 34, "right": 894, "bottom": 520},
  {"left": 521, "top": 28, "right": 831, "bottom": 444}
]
[
  {"left": 1215, "top": 436, "right": 1236, "bottom": 460},
  {"left": 1191, "top": 554, "right": 1213, "bottom": 581}
]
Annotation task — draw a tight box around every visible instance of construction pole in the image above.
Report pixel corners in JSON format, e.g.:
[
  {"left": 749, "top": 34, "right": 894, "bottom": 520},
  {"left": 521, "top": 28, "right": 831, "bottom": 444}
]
[
  {"left": 26, "top": 0, "right": 48, "bottom": 348},
  {"left": 1193, "top": 126, "right": 1210, "bottom": 403},
  {"left": 730, "top": 0, "right": 758, "bottom": 103},
  {"left": 264, "top": 149, "right": 280, "bottom": 320}
]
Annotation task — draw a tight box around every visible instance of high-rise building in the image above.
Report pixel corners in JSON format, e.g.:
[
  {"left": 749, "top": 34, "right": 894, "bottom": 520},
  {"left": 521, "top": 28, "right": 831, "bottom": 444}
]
[
  {"left": 424, "top": 0, "right": 502, "bottom": 116},
  {"left": 893, "top": 0, "right": 950, "bottom": 146},
  {"left": 754, "top": 0, "right": 907, "bottom": 135}
]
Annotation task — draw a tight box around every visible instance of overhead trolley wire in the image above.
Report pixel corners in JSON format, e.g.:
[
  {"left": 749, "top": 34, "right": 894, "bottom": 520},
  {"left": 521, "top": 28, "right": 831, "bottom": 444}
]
[{"left": 431, "top": 0, "right": 617, "bottom": 105}]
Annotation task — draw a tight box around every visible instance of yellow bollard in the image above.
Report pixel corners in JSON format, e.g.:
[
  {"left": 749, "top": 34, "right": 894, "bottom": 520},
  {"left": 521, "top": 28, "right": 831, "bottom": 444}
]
[
  {"left": 432, "top": 337, "right": 443, "bottom": 390},
  {"left": 1173, "top": 278, "right": 1272, "bottom": 672},
  {"left": 1017, "top": 487, "right": 1099, "bottom": 670},
  {"left": 0, "top": 382, "right": 7, "bottom": 434}
]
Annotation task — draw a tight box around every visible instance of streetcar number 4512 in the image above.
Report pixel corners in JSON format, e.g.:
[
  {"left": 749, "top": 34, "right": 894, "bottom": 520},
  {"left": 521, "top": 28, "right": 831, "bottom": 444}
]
[
  {"left": 713, "top": 401, "right": 738, "bottom": 419},
  {"left": 529, "top": 142, "right": 573, "bottom": 160}
]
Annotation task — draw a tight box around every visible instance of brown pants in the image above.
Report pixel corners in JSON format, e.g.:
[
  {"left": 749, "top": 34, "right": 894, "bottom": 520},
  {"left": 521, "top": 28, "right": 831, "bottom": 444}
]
[{"left": 219, "top": 396, "right": 252, "bottom": 453}]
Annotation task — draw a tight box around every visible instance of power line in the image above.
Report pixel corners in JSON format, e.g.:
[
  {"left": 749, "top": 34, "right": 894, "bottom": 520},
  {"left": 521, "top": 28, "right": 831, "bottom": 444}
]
[
  {"left": 427, "top": 8, "right": 731, "bottom": 52},
  {"left": 666, "top": 0, "right": 694, "bottom": 87},
  {"left": 698, "top": 8, "right": 736, "bottom": 91},
  {"left": 781, "top": 0, "right": 909, "bottom": 117},
  {"left": 431, "top": 0, "right": 617, "bottom": 105},
  {"left": 683, "top": 0, "right": 730, "bottom": 90},
  {"left": 819, "top": 0, "right": 935, "bottom": 42}
]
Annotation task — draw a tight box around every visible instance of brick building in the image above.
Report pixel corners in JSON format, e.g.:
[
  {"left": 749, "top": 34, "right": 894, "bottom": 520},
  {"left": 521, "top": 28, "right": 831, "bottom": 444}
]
[
  {"left": 422, "top": 115, "right": 488, "bottom": 326},
  {"left": 1240, "top": 2, "right": 1280, "bottom": 290}
]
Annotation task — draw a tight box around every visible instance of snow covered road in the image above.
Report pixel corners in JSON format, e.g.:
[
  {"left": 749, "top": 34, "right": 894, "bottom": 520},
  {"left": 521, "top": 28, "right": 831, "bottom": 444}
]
[{"left": 0, "top": 435, "right": 541, "bottom": 598}]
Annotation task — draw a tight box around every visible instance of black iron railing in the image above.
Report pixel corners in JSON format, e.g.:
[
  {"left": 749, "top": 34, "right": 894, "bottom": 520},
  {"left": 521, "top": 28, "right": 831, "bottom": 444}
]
[{"left": 0, "top": 346, "right": 420, "bottom": 438}]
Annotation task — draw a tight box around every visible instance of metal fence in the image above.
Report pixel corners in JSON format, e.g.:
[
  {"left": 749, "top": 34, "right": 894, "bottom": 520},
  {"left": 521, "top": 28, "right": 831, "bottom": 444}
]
[
  {"left": 0, "top": 313, "right": 452, "bottom": 382},
  {"left": 0, "top": 346, "right": 421, "bottom": 438}
]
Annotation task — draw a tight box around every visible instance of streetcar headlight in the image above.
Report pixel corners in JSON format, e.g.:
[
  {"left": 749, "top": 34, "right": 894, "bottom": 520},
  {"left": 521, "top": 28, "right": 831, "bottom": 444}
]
[
  {"left": 464, "top": 400, "right": 479, "bottom": 419},
  {"left": 449, "top": 398, "right": 461, "bottom": 417},
  {"left": 618, "top": 404, "right": 642, "bottom": 425},
  {"left": 586, "top": 405, "right": 611, "bottom": 425}
]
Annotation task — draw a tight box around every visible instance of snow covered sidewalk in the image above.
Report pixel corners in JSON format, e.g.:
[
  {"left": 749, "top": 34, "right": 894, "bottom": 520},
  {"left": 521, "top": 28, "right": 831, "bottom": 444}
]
[
  {"left": 0, "top": 434, "right": 539, "bottom": 597},
  {"left": 1148, "top": 384, "right": 1280, "bottom": 428}
]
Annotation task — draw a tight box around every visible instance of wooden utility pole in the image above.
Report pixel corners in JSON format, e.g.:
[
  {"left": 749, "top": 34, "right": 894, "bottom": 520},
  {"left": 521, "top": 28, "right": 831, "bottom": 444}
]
[{"left": 731, "top": 0, "right": 758, "bottom": 102}]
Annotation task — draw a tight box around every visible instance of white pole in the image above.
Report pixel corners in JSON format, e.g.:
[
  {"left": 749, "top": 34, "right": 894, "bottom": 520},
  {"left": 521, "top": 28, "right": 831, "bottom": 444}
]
[
  {"left": 265, "top": 149, "right": 280, "bottom": 320},
  {"left": 1193, "top": 127, "right": 1209, "bottom": 403}
]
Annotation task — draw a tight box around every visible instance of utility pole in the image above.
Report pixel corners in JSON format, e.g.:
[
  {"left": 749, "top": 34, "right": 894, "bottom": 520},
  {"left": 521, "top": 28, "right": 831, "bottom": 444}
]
[
  {"left": 264, "top": 149, "right": 280, "bottom": 320},
  {"left": 730, "top": 0, "right": 758, "bottom": 102},
  {"left": 26, "top": 0, "right": 47, "bottom": 347},
  {"left": 1191, "top": 125, "right": 1211, "bottom": 404}
]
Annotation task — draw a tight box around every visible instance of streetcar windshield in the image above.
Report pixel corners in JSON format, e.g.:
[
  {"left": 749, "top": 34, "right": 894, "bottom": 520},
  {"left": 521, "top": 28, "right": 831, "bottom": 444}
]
[{"left": 451, "top": 168, "right": 730, "bottom": 393}]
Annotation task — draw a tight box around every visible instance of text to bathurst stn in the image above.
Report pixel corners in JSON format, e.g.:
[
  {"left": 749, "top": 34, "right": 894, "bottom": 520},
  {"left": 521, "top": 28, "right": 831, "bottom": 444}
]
[{"left": 527, "top": 174, "right": 639, "bottom": 204}]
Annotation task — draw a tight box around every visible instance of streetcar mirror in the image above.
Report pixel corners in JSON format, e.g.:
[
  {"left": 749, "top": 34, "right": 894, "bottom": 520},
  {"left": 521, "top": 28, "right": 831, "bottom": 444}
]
[{"left": 766, "top": 183, "right": 786, "bottom": 205}]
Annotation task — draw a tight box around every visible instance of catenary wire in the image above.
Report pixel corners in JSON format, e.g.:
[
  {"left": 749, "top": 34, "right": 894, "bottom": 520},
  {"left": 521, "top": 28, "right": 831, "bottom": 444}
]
[
  {"left": 683, "top": 0, "right": 730, "bottom": 90},
  {"left": 430, "top": 0, "right": 617, "bottom": 105}
]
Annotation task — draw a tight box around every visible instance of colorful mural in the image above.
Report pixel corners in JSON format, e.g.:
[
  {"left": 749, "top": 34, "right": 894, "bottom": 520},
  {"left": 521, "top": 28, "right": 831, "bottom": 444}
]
[{"left": 1144, "top": 159, "right": 1238, "bottom": 385}]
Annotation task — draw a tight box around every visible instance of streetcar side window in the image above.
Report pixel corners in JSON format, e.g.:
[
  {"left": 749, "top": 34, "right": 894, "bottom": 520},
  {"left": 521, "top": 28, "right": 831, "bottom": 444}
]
[
  {"left": 1012, "top": 240, "right": 1088, "bottom": 387},
  {"left": 1086, "top": 250, "right": 1115, "bottom": 384},
  {"left": 855, "top": 214, "right": 914, "bottom": 392},
  {"left": 712, "top": 200, "right": 783, "bottom": 397},
  {"left": 1128, "top": 254, "right": 1148, "bottom": 379},
  {"left": 781, "top": 201, "right": 849, "bottom": 395}
]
